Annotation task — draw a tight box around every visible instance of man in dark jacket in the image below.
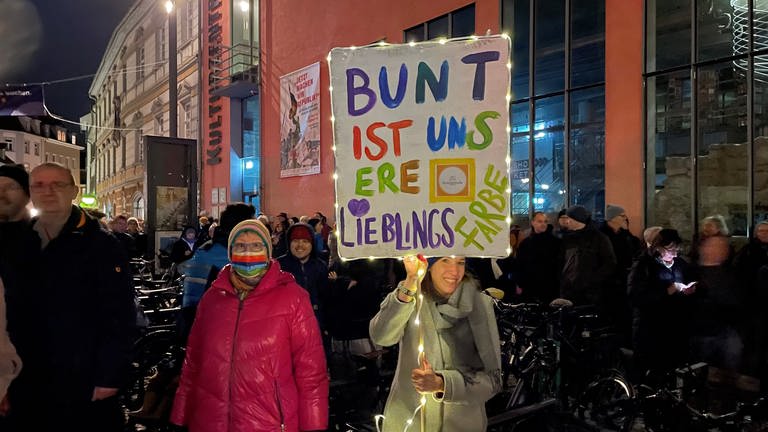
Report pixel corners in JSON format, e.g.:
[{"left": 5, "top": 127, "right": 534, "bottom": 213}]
[
  {"left": 558, "top": 205, "right": 617, "bottom": 309},
  {"left": 517, "top": 212, "right": 562, "bottom": 304},
  {"left": 4, "top": 163, "right": 137, "bottom": 432},
  {"left": 599, "top": 204, "right": 643, "bottom": 344},
  {"left": 278, "top": 223, "right": 329, "bottom": 329}
]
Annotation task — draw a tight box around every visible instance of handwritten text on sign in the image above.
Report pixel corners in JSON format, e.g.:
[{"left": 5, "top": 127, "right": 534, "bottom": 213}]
[{"left": 329, "top": 36, "right": 511, "bottom": 259}]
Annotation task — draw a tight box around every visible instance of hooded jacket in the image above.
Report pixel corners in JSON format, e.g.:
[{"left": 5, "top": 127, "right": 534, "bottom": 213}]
[
  {"left": 171, "top": 263, "right": 329, "bottom": 432},
  {"left": 278, "top": 223, "right": 328, "bottom": 325}
]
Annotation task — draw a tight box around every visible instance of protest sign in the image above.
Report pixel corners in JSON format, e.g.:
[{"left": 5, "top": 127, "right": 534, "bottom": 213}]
[{"left": 329, "top": 36, "right": 512, "bottom": 259}]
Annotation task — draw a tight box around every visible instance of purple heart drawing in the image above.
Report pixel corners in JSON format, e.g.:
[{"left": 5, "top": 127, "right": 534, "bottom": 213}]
[{"left": 347, "top": 198, "right": 370, "bottom": 217}]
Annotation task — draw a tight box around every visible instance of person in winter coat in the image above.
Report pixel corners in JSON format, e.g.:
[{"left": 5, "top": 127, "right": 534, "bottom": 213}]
[
  {"left": 4, "top": 163, "right": 137, "bottom": 432},
  {"left": 278, "top": 223, "right": 329, "bottom": 329},
  {"left": 0, "top": 277, "right": 21, "bottom": 416},
  {"left": 171, "top": 219, "right": 328, "bottom": 432},
  {"left": 558, "top": 205, "right": 617, "bottom": 309},
  {"left": 628, "top": 228, "right": 696, "bottom": 383},
  {"left": 170, "top": 226, "right": 198, "bottom": 264},
  {"left": 370, "top": 255, "right": 501, "bottom": 432},
  {"left": 516, "top": 212, "right": 562, "bottom": 304}
]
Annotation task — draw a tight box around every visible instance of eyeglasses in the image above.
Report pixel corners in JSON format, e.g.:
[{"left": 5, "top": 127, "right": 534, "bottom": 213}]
[
  {"left": 0, "top": 184, "right": 23, "bottom": 193},
  {"left": 231, "top": 242, "right": 266, "bottom": 253},
  {"left": 30, "top": 181, "right": 74, "bottom": 192}
]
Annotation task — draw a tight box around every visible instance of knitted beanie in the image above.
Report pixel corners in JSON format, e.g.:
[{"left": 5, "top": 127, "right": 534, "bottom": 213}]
[
  {"left": 565, "top": 205, "right": 591, "bottom": 224},
  {"left": 605, "top": 204, "right": 626, "bottom": 221},
  {"left": 0, "top": 164, "right": 29, "bottom": 195},
  {"left": 289, "top": 224, "right": 314, "bottom": 242},
  {"left": 227, "top": 219, "right": 272, "bottom": 261}
]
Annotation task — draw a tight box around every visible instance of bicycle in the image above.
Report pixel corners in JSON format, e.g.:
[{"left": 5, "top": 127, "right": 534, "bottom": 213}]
[{"left": 487, "top": 299, "right": 633, "bottom": 431}]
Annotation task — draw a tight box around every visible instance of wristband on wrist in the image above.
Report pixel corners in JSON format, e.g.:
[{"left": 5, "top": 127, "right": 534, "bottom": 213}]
[{"left": 397, "top": 280, "right": 417, "bottom": 298}]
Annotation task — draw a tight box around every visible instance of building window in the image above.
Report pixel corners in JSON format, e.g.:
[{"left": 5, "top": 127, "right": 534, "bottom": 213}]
[
  {"left": 242, "top": 95, "right": 261, "bottom": 211},
  {"left": 182, "top": 0, "right": 196, "bottom": 42},
  {"left": 645, "top": 0, "right": 765, "bottom": 239},
  {"left": 136, "top": 46, "right": 145, "bottom": 81},
  {"left": 3, "top": 138, "right": 13, "bottom": 152},
  {"left": 155, "top": 114, "right": 164, "bottom": 134},
  {"left": 121, "top": 135, "right": 127, "bottom": 169},
  {"left": 156, "top": 22, "right": 167, "bottom": 63},
  {"left": 24, "top": 141, "right": 29, "bottom": 154},
  {"left": 502, "top": 0, "right": 606, "bottom": 226},
  {"left": 34, "top": 142, "right": 39, "bottom": 156},
  {"left": 182, "top": 101, "right": 194, "bottom": 138},
  {"left": 136, "top": 133, "right": 144, "bottom": 162},
  {"left": 404, "top": 4, "right": 475, "bottom": 42},
  {"left": 133, "top": 195, "right": 145, "bottom": 220}
]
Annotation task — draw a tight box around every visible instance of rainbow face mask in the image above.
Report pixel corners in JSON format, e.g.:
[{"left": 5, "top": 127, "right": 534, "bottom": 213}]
[{"left": 230, "top": 252, "right": 269, "bottom": 279}]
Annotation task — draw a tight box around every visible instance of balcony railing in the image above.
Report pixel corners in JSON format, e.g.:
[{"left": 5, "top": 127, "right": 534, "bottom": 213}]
[{"left": 211, "top": 43, "right": 259, "bottom": 98}]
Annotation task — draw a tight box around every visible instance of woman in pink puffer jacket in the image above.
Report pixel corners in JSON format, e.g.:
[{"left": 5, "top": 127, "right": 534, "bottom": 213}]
[{"left": 171, "top": 219, "right": 328, "bottom": 432}]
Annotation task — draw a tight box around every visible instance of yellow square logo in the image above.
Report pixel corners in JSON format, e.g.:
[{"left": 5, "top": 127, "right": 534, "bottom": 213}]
[{"left": 429, "top": 159, "right": 475, "bottom": 203}]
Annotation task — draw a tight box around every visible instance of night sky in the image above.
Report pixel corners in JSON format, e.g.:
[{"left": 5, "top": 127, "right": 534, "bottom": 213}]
[{"left": 0, "top": 0, "right": 136, "bottom": 123}]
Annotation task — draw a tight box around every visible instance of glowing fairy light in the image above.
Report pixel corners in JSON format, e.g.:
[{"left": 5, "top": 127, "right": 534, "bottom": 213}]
[
  {"left": 505, "top": 156, "right": 512, "bottom": 164},
  {"left": 332, "top": 145, "right": 337, "bottom": 152},
  {"left": 330, "top": 115, "right": 335, "bottom": 123},
  {"left": 409, "top": 41, "right": 416, "bottom": 47},
  {"left": 506, "top": 247, "right": 512, "bottom": 255},
  {"left": 326, "top": 53, "right": 332, "bottom": 62},
  {"left": 506, "top": 94, "right": 512, "bottom": 102},
  {"left": 414, "top": 318, "right": 420, "bottom": 325},
  {"left": 501, "top": 32, "right": 510, "bottom": 39},
  {"left": 438, "top": 38, "right": 447, "bottom": 45},
  {"left": 329, "top": 86, "right": 333, "bottom": 92},
  {"left": 506, "top": 62, "right": 512, "bottom": 69},
  {"left": 505, "top": 216, "right": 512, "bottom": 224},
  {"left": 332, "top": 172, "right": 338, "bottom": 180},
  {"left": 418, "top": 344, "right": 424, "bottom": 354}
]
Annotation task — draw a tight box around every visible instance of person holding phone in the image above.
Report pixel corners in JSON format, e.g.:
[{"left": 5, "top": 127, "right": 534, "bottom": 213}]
[{"left": 628, "top": 228, "right": 697, "bottom": 383}]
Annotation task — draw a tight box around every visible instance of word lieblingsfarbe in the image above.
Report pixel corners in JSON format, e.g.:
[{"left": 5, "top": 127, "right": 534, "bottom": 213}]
[{"left": 338, "top": 163, "right": 509, "bottom": 251}]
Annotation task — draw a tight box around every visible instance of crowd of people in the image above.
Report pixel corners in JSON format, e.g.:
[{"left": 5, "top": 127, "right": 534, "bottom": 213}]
[{"left": 0, "top": 161, "right": 767, "bottom": 431}]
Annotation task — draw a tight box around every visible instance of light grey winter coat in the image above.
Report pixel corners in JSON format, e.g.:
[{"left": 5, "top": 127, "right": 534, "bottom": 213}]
[{"left": 370, "top": 277, "right": 501, "bottom": 432}]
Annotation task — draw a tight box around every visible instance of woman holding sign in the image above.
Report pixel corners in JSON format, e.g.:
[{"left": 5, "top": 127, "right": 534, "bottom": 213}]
[{"left": 370, "top": 255, "right": 501, "bottom": 431}]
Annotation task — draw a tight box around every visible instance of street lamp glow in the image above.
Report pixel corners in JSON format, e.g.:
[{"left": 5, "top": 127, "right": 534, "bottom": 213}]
[
  {"left": 239, "top": 0, "right": 249, "bottom": 12},
  {"left": 164, "top": 0, "right": 174, "bottom": 13}
]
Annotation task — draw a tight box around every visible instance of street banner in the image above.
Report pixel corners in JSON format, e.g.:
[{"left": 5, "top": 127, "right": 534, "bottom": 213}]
[
  {"left": 280, "top": 62, "right": 321, "bottom": 177},
  {"left": 329, "top": 35, "right": 512, "bottom": 259},
  {"left": 0, "top": 85, "right": 46, "bottom": 116}
]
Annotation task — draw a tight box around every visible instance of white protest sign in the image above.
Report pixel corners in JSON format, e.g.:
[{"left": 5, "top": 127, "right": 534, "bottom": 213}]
[{"left": 329, "top": 36, "right": 512, "bottom": 259}]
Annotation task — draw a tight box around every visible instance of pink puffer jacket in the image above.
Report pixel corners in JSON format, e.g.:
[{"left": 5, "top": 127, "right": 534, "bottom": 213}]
[{"left": 171, "top": 263, "right": 328, "bottom": 432}]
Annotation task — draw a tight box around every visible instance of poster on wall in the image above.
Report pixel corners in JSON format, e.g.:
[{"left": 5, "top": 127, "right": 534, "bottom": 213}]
[
  {"left": 329, "top": 36, "right": 512, "bottom": 259},
  {"left": 280, "top": 62, "right": 321, "bottom": 178},
  {"left": 156, "top": 186, "right": 189, "bottom": 230}
]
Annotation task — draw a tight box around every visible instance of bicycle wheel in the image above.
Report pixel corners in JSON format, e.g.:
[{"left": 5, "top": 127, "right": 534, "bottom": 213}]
[
  {"left": 578, "top": 372, "right": 636, "bottom": 431},
  {"left": 121, "top": 329, "right": 178, "bottom": 411}
]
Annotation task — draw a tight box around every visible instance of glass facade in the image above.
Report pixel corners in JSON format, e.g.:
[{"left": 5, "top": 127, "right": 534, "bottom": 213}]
[
  {"left": 242, "top": 95, "right": 261, "bottom": 212},
  {"left": 404, "top": 4, "right": 475, "bottom": 42},
  {"left": 646, "top": 0, "right": 768, "bottom": 240},
  {"left": 502, "top": 0, "right": 606, "bottom": 227}
]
